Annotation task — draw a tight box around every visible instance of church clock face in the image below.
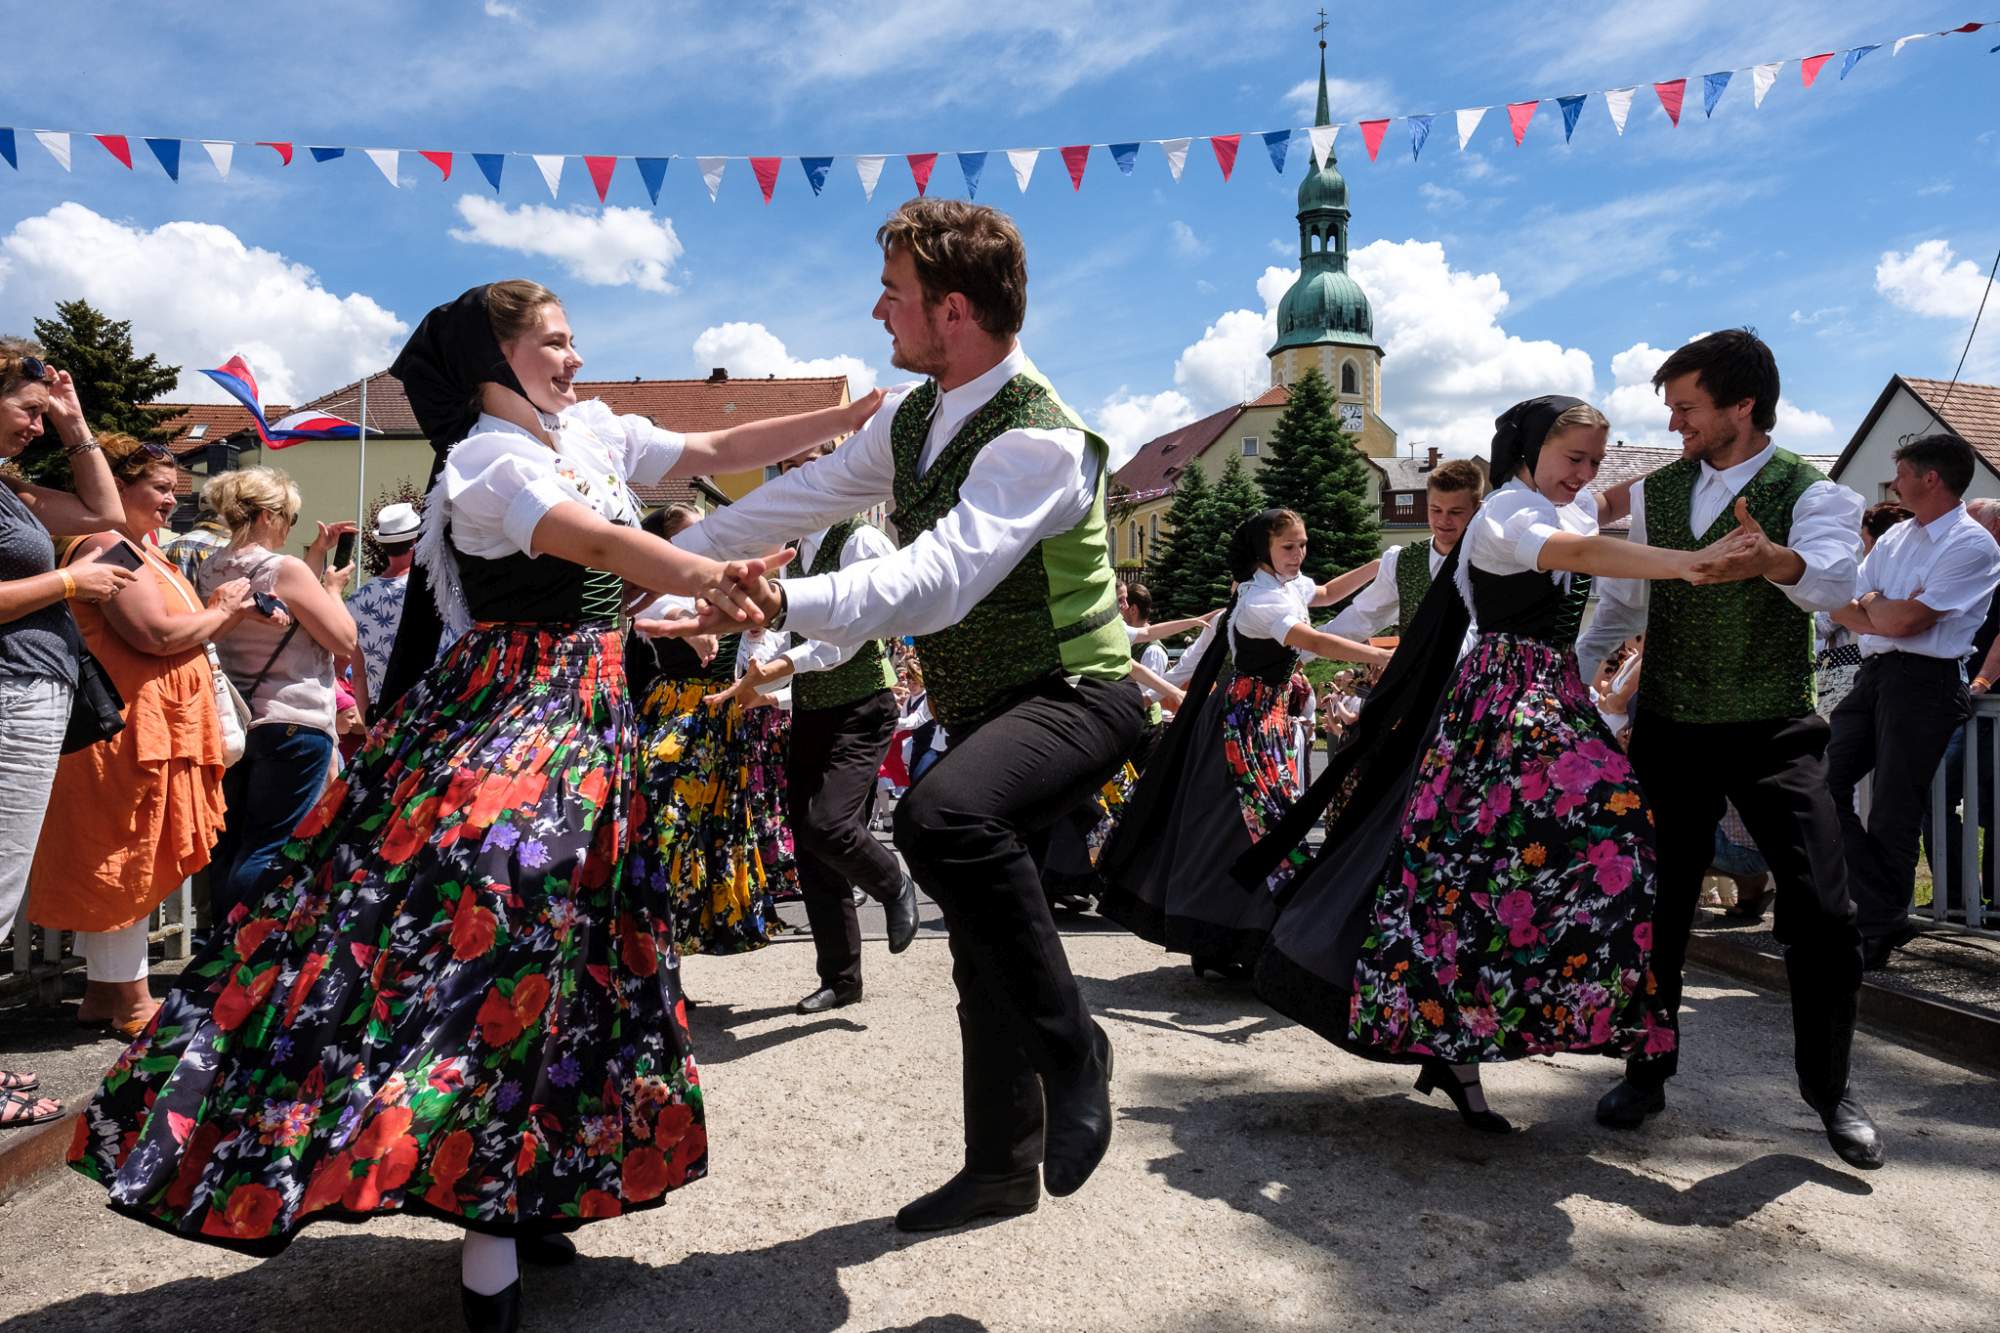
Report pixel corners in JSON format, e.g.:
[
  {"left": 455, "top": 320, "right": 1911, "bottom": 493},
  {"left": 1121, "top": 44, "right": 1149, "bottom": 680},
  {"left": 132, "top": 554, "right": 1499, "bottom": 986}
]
[{"left": 1338, "top": 401, "right": 1365, "bottom": 433}]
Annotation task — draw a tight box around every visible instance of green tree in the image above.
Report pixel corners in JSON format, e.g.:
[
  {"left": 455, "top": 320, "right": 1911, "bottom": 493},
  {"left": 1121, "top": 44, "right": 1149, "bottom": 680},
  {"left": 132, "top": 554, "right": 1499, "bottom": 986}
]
[
  {"left": 1194, "top": 453, "right": 1267, "bottom": 608},
  {"left": 1257, "top": 367, "right": 1380, "bottom": 581},
  {"left": 1146, "top": 463, "right": 1211, "bottom": 620},
  {"left": 22, "top": 300, "right": 180, "bottom": 486}
]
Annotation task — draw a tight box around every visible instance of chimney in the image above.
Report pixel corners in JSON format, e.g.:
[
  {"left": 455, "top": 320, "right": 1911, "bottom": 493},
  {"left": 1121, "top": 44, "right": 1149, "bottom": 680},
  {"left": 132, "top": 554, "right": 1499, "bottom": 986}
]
[
  {"left": 706, "top": 367, "right": 728, "bottom": 384},
  {"left": 1425, "top": 445, "right": 1440, "bottom": 469}
]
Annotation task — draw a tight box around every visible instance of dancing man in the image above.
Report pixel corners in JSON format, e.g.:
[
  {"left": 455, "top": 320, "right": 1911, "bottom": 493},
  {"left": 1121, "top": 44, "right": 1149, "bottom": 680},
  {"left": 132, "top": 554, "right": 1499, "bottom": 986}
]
[
  {"left": 1576, "top": 329, "right": 1883, "bottom": 1169},
  {"left": 709, "top": 447, "right": 921, "bottom": 1015},
  {"left": 676, "top": 198, "right": 1140, "bottom": 1231}
]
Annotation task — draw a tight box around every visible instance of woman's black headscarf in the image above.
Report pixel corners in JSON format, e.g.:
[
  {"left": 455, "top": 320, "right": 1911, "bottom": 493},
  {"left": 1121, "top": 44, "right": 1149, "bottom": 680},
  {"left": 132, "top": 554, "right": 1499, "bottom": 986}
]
[
  {"left": 1488, "top": 394, "right": 1586, "bottom": 486},
  {"left": 374, "top": 285, "right": 533, "bottom": 713}
]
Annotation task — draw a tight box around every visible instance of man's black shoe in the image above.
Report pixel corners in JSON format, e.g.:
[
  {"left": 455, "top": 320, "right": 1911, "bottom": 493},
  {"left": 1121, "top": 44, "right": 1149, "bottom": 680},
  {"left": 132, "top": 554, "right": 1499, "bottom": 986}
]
[
  {"left": 1595, "top": 1078, "right": 1666, "bottom": 1130},
  {"left": 894, "top": 1168, "right": 1040, "bottom": 1233},
  {"left": 1042, "top": 1022, "right": 1114, "bottom": 1198},
  {"left": 1802, "top": 1086, "right": 1886, "bottom": 1170},
  {"left": 518, "top": 1231, "right": 576, "bottom": 1266},
  {"left": 796, "top": 984, "right": 863, "bottom": 1015},
  {"left": 1862, "top": 924, "right": 1918, "bottom": 971},
  {"left": 885, "top": 874, "right": 920, "bottom": 954}
]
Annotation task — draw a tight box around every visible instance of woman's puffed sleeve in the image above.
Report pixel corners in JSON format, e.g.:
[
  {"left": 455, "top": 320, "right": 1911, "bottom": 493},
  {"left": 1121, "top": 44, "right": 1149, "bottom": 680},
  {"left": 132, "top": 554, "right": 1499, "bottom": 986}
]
[
  {"left": 571, "top": 398, "right": 686, "bottom": 486},
  {"left": 443, "top": 433, "right": 579, "bottom": 558},
  {"left": 1467, "top": 486, "right": 1563, "bottom": 576}
]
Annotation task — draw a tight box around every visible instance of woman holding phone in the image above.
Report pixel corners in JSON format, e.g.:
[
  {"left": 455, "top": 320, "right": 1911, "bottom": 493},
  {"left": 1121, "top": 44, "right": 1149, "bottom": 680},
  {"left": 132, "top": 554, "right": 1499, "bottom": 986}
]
[
  {"left": 28, "top": 433, "right": 273, "bottom": 1035},
  {"left": 194, "top": 466, "right": 357, "bottom": 931}
]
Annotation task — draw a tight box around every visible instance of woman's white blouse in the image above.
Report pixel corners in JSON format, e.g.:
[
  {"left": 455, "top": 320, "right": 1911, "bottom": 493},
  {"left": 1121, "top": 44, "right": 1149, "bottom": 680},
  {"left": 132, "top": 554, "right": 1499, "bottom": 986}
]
[
  {"left": 1456, "top": 480, "right": 1597, "bottom": 610},
  {"left": 439, "top": 399, "right": 685, "bottom": 559},
  {"left": 1231, "top": 570, "right": 1318, "bottom": 653}
]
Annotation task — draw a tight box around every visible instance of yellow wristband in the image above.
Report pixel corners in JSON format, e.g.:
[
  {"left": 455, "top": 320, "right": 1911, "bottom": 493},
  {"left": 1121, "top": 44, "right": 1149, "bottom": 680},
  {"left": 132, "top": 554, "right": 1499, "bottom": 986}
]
[
  {"left": 58, "top": 570, "right": 76, "bottom": 600},
  {"left": 1976, "top": 677, "right": 1991, "bottom": 690}
]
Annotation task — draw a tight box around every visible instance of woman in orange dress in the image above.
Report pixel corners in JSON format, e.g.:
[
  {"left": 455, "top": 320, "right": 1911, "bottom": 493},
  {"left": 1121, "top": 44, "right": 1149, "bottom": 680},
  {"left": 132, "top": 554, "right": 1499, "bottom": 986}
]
[{"left": 29, "top": 432, "right": 269, "bottom": 1035}]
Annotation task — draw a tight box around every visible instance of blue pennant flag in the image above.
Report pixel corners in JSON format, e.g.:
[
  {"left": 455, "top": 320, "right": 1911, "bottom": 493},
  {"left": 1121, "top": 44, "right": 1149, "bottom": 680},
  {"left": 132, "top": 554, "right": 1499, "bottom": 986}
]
[
  {"left": 1263, "top": 128, "right": 1292, "bottom": 172},
  {"left": 1702, "top": 70, "right": 1732, "bottom": 117},
  {"left": 636, "top": 157, "right": 670, "bottom": 204},
  {"left": 1408, "top": 114, "right": 1434, "bottom": 160},
  {"left": 800, "top": 156, "right": 833, "bottom": 196},
  {"left": 955, "top": 151, "right": 986, "bottom": 198},
  {"left": 1841, "top": 44, "right": 1880, "bottom": 78},
  {"left": 145, "top": 137, "right": 181, "bottom": 180},
  {"left": 309, "top": 146, "right": 345, "bottom": 163},
  {"left": 1110, "top": 142, "right": 1139, "bottom": 175},
  {"left": 0, "top": 128, "right": 14, "bottom": 170},
  {"left": 1557, "top": 95, "right": 1587, "bottom": 142},
  {"left": 472, "top": 153, "right": 505, "bottom": 192}
]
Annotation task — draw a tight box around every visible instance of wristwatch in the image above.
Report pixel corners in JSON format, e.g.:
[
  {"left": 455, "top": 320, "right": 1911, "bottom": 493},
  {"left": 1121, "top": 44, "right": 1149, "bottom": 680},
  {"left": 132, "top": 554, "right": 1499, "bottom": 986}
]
[{"left": 769, "top": 581, "right": 789, "bottom": 632}]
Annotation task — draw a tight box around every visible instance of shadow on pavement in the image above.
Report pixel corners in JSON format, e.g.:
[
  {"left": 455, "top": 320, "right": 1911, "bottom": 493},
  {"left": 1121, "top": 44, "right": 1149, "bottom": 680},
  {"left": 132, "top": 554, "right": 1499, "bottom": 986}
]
[{"left": 685, "top": 1001, "right": 867, "bottom": 1066}]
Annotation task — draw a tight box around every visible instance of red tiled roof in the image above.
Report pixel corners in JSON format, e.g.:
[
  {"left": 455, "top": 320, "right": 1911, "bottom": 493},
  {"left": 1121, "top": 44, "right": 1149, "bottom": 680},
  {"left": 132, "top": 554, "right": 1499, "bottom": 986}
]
[
  {"left": 295, "top": 369, "right": 418, "bottom": 434},
  {"left": 153, "top": 403, "right": 283, "bottom": 458},
  {"left": 1110, "top": 401, "right": 1244, "bottom": 496},
  {"left": 1247, "top": 384, "right": 1290, "bottom": 408},
  {"left": 1832, "top": 375, "right": 2000, "bottom": 483}
]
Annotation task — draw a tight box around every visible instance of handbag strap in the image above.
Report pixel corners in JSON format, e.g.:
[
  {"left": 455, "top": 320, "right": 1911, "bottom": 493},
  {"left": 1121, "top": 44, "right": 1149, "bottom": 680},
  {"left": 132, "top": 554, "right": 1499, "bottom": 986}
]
[{"left": 240, "top": 621, "right": 301, "bottom": 701}]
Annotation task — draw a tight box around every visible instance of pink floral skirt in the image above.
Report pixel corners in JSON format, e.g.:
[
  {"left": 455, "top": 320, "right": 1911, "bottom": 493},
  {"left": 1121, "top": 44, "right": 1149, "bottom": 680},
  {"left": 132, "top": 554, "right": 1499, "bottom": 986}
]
[{"left": 1348, "top": 633, "right": 1675, "bottom": 1063}]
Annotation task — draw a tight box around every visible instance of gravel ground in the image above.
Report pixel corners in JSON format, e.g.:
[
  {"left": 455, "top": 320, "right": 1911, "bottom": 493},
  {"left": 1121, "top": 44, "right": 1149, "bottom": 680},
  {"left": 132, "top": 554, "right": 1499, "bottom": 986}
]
[
  {"left": 2, "top": 917, "right": 1996, "bottom": 1333},
  {"left": 1694, "top": 914, "right": 2000, "bottom": 1017}
]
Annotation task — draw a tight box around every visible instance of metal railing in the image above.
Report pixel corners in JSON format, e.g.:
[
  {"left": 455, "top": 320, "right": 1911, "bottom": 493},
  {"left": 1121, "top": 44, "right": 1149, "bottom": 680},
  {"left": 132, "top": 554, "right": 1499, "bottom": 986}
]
[{"left": 1926, "top": 693, "right": 2000, "bottom": 931}]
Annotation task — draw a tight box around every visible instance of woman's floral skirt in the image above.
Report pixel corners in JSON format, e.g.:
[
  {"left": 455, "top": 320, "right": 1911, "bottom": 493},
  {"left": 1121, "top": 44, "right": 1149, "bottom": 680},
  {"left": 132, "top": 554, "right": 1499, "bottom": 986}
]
[
  {"left": 68, "top": 623, "right": 705, "bottom": 1254},
  {"left": 1349, "top": 633, "right": 1673, "bottom": 1064},
  {"left": 628, "top": 679, "right": 794, "bottom": 956}
]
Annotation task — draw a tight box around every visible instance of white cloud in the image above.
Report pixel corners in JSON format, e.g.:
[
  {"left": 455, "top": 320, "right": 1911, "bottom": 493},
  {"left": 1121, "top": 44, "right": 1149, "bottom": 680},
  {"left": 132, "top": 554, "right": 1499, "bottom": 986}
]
[
  {"left": 0, "top": 202, "right": 405, "bottom": 406},
  {"left": 1603, "top": 338, "right": 1837, "bottom": 448},
  {"left": 449, "top": 196, "right": 684, "bottom": 294},
  {"left": 1418, "top": 182, "right": 1467, "bottom": 214},
  {"left": 1168, "top": 221, "right": 1207, "bottom": 259},
  {"left": 1284, "top": 76, "right": 1393, "bottom": 123},
  {"left": 1877, "top": 239, "right": 2000, "bottom": 379},
  {"left": 690, "top": 322, "right": 878, "bottom": 399},
  {"left": 1095, "top": 390, "right": 1197, "bottom": 469},
  {"left": 482, "top": 0, "right": 522, "bottom": 17}
]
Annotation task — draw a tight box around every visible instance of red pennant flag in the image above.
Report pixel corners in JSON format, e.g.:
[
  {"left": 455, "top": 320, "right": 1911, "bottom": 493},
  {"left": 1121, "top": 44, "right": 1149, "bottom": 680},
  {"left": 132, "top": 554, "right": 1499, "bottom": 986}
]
[
  {"left": 907, "top": 152, "right": 937, "bottom": 195},
  {"left": 1654, "top": 78, "right": 1687, "bottom": 125},
  {"left": 1358, "top": 120, "right": 1391, "bottom": 161},
  {"left": 1209, "top": 134, "right": 1240, "bottom": 181},
  {"left": 257, "top": 141, "right": 294, "bottom": 165},
  {"left": 420, "top": 151, "right": 452, "bottom": 181},
  {"left": 584, "top": 155, "right": 617, "bottom": 202},
  {"left": 1800, "top": 52, "right": 1834, "bottom": 86},
  {"left": 94, "top": 134, "right": 133, "bottom": 169},
  {"left": 1506, "top": 101, "right": 1540, "bottom": 145},
  {"left": 750, "top": 156, "right": 781, "bottom": 204},
  {"left": 1060, "top": 144, "right": 1090, "bottom": 190},
  {"left": 1948, "top": 22, "right": 1984, "bottom": 33}
]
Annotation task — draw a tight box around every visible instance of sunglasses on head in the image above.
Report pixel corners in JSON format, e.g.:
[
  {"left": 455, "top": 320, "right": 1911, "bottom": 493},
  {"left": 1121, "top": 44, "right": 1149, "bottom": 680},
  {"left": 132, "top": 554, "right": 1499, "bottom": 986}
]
[
  {"left": 139, "top": 439, "right": 173, "bottom": 462},
  {"left": 11, "top": 356, "right": 47, "bottom": 383}
]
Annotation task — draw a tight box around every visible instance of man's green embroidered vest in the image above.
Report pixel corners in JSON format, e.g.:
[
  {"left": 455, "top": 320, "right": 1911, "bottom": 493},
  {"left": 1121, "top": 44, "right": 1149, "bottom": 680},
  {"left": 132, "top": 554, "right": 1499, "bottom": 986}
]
[
  {"left": 792, "top": 518, "right": 898, "bottom": 712},
  {"left": 1635, "top": 449, "right": 1823, "bottom": 724},
  {"left": 890, "top": 373, "right": 1129, "bottom": 728},
  {"left": 1392, "top": 537, "right": 1434, "bottom": 637}
]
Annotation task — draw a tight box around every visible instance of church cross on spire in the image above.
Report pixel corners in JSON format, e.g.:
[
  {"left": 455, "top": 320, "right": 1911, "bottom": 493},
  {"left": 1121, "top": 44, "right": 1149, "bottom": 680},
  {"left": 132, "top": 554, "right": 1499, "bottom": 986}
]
[{"left": 1314, "top": 9, "right": 1332, "bottom": 127}]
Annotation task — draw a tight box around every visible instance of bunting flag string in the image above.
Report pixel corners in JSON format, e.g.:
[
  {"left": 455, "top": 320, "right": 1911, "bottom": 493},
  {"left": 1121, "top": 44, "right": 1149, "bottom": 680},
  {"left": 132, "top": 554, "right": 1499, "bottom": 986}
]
[{"left": 0, "top": 18, "right": 1986, "bottom": 203}]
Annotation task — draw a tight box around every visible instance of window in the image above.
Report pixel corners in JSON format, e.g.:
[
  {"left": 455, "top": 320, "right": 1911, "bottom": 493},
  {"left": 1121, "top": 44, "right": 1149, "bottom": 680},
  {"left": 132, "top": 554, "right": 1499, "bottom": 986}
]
[
  {"left": 1241, "top": 436, "right": 1259, "bottom": 457},
  {"left": 1149, "top": 514, "right": 1160, "bottom": 545},
  {"left": 1395, "top": 492, "right": 1416, "bottom": 513},
  {"left": 763, "top": 464, "right": 782, "bottom": 482},
  {"left": 1341, "top": 362, "right": 1359, "bottom": 395},
  {"left": 187, "top": 424, "right": 208, "bottom": 440},
  {"left": 1879, "top": 482, "right": 1898, "bottom": 504}
]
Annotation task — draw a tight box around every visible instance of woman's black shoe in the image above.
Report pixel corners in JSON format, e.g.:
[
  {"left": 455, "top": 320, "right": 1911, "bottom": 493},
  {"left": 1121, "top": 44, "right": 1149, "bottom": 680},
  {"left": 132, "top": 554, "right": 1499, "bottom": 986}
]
[
  {"left": 519, "top": 1231, "right": 576, "bottom": 1266},
  {"left": 1190, "top": 956, "right": 1249, "bottom": 982},
  {"left": 462, "top": 1278, "right": 523, "bottom": 1333},
  {"left": 1414, "top": 1058, "right": 1512, "bottom": 1134}
]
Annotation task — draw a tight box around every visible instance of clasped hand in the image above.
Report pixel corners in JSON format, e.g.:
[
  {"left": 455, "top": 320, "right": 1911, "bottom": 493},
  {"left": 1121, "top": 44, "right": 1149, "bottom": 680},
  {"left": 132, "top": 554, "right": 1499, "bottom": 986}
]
[
  {"left": 690, "top": 549, "right": 794, "bottom": 633},
  {"left": 1684, "top": 499, "right": 1778, "bottom": 585}
]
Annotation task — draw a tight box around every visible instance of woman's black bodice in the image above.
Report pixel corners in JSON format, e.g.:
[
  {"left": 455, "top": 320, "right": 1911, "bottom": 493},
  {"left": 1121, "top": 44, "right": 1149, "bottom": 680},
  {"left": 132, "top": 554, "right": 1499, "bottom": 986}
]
[
  {"left": 457, "top": 546, "right": 624, "bottom": 626},
  {"left": 1468, "top": 564, "right": 1594, "bottom": 645},
  {"left": 1229, "top": 618, "right": 1301, "bottom": 687}
]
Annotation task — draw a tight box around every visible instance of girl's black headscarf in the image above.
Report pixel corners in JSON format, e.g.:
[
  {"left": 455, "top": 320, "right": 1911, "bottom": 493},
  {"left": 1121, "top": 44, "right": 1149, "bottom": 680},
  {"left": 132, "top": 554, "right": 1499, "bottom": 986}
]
[
  {"left": 1487, "top": 394, "right": 1586, "bottom": 487},
  {"left": 374, "top": 285, "right": 534, "bottom": 713}
]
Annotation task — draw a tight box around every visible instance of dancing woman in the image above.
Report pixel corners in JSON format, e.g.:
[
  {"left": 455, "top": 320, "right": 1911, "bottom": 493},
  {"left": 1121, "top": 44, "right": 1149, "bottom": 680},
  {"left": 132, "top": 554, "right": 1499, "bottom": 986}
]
[
  {"left": 68, "top": 280, "right": 873, "bottom": 1333},
  {"left": 1098, "top": 508, "right": 1387, "bottom": 977},
  {"left": 1246, "top": 397, "right": 1742, "bottom": 1131}
]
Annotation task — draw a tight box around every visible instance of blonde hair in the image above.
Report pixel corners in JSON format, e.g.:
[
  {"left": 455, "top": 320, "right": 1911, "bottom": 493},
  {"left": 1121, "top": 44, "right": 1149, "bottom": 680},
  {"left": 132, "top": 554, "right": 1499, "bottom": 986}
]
[
  {"left": 486, "top": 278, "right": 563, "bottom": 346},
  {"left": 1547, "top": 403, "right": 1611, "bottom": 441},
  {"left": 97, "top": 432, "right": 179, "bottom": 488},
  {"left": 0, "top": 335, "right": 46, "bottom": 398},
  {"left": 202, "top": 466, "right": 301, "bottom": 537}
]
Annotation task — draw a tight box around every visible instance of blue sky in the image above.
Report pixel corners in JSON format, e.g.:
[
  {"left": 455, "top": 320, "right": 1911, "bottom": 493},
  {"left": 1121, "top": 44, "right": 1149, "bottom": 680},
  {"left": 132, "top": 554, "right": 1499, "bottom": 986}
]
[{"left": 0, "top": 1, "right": 1995, "bottom": 463}]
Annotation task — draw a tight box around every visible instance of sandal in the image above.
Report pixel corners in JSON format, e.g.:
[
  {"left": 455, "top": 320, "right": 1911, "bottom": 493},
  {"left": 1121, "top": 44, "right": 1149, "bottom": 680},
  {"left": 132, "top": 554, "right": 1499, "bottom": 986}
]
[
  {"left": 0, "top": 1070, "right": 38, "bottom": 1094},
  {"left": 0, "top": 1091, "right": 64, "bottom": 1129}
]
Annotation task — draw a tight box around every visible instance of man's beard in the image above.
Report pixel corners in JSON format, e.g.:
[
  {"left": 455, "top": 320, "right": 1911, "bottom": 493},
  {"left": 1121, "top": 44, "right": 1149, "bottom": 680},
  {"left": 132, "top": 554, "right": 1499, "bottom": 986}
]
[
  {"left": 1689, "top": 418, "right": 1740, "bottom": 460},
  {"left": 888, "top": 320, "right": 947, "bottom": 377}
]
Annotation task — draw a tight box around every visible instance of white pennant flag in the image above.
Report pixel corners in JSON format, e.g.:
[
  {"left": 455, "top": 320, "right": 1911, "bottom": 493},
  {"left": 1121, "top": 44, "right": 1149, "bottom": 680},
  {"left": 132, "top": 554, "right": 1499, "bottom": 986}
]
[
  {"left": 1160, "top": 137, "right": 1190, "bottom": 182},
  {"left": 532, "top": 154, "right": 564, "bottom": 200},
  {"left": 1751, "top": 63, "right": 1781, "bottom": 107},
  {"left": 201, "top": 140, "right": 234, "bottom": 179},
  {"left": 854, "top": 155, "right": 886, "bottom": 200},
  {"left": 1007, "top": 148, "right": 1039, "bottom": 192},
  {"left": 365, "top": 148, "right": 399, "bottom": 187},
  {"left": 34, "top": 131, "right": 71, "bottom": 171},
  {"left": 1603, "top": 87, "right": 1636, "bottom": 136},
  {"left": 698, "top": 156, "right": 727, "bottom": 201},
  {"left": 1454, "top": 107, "right": 1487, "bottom": 151},
  {"left": 1892, "top": 32, "right": 1932, "bottom": 57},
  {"left": 1308, "top": 123, "right": 1339, "bottom": 168}
]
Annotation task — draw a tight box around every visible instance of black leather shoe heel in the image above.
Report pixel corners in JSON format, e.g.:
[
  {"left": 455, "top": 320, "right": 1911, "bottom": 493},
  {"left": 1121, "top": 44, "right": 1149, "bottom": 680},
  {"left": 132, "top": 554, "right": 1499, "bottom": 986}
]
[
  {"left": 1043, "top": 1022, "right": 1115, "bottom": 1198},
  {"left": 895, "top": 1169, "right": 1040, "bottom": 1233},
  {"left": 796, "top": 984, "right": 863, "bottom": 1015},
  {"left": 519, "top": 1231, "right": 576, "bottom": 1266},
  {"left": 462, "top": 1279, "right": 523, "bottom": 1333},
  {"left": 1414, "top": 1058, "right": 1512, "bottom": 1134},
  {"left": 1595, "top": 1078, "right": 1666, "bottom": 1130},
  {"left": 885, "top": 875, "right": 920, "bottom": 954}
]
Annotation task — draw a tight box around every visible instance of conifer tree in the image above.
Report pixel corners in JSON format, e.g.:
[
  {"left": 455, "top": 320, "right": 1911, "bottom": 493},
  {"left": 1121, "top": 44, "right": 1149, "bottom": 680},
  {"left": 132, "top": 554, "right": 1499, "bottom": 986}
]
[
  {"left": 1257, "top": 367, "right": 1380, "bottom": 580},
  {"left": 1196, "top": 453, "right": 1268, "bottom": 608},
  {"left": 1146, "top": 463, "right": 1211, "bottom": 620},
  {"left": 21, "top": 300, "right": 180, "bottom": 485}
]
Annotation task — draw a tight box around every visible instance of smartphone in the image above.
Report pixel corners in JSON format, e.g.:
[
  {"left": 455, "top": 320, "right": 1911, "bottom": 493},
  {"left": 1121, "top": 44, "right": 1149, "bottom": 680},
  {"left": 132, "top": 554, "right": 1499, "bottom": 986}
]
[
  {"left": 96, "top": 542, "right": 144, "bottom": 573},
  {"left": 252, "top": 592, "right": 289, "bottom": 619},
  {"left": 333, "top": 531, "right": 357, "bottom": 570}
]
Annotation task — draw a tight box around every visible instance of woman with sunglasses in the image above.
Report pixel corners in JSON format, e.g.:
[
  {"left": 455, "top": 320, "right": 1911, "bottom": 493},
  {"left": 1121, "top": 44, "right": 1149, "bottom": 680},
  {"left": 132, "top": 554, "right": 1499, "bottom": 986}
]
[
  {"left": 28, "top": 432, "right": 274, "bottom": 1036},
  {"left": 0, "top": 342, "right": 134, "bottom": 1131},
  {"left": 194, "top": 466, "right": 358, "bottom": 931}
]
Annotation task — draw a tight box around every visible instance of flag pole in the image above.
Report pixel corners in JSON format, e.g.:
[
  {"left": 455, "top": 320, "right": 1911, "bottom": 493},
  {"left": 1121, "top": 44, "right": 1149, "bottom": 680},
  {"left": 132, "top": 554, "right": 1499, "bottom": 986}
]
[{"left": 354, "top": 374, "right": 368, "bottom": 590}]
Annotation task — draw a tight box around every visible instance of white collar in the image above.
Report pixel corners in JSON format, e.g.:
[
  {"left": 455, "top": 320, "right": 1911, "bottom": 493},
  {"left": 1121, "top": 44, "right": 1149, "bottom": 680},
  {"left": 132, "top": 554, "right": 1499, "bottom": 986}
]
[
  {"left": 1698, "top": 439, "right": 1778, "bottom": 490},
  {"left": 935, "top": 343, "right": 1030, "bottom": 422},
  {"left": 1915, "top": 503, "right": 1968, "bottom": 541},
  {"left": 474, "top": 409, "right": 565, "bottom": 448}
]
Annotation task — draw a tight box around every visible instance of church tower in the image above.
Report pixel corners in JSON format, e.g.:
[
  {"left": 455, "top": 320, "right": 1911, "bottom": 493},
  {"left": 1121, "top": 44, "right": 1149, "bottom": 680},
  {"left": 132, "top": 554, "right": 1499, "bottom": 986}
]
[{"left": 1268, "top": 29, "right": 1393, "bottom": 458}]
